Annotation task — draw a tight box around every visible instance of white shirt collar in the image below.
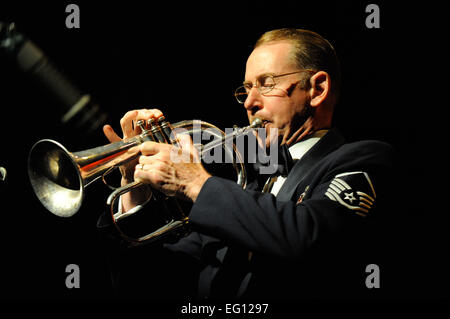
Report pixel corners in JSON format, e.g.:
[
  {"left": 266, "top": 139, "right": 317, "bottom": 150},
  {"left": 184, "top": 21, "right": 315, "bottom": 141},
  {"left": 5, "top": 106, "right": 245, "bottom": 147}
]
[
  {"left": 288, "top": 129, "right": 329, "bottom": 160},
  {"left": 269, "top": 129, "right": 329, "bottom": 196}
]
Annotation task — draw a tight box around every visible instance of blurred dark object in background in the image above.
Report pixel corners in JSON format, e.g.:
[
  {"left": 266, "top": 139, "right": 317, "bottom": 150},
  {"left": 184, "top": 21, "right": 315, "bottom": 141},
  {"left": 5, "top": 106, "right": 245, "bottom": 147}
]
[{"left": 0, "top": 21, "right": 109, "bottom": 140}]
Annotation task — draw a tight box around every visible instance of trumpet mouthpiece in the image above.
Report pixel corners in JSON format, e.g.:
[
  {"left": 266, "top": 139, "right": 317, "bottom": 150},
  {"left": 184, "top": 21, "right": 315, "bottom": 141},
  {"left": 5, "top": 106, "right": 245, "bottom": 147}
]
[{"left": 250, "top": 118, "right": 263, "bottom": 128}]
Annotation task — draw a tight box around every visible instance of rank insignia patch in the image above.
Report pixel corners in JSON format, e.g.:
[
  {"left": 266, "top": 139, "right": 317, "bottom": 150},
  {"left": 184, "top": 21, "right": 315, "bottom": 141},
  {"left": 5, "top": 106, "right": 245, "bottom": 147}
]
[{"left": 324, "top": 171, "right": 376, "bottom": 217}]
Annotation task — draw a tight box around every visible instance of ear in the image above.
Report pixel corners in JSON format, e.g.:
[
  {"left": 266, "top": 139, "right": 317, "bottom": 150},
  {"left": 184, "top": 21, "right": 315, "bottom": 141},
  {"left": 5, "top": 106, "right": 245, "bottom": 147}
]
[{"left": 308, "top": 71, "right": 331, "bottom": 107}]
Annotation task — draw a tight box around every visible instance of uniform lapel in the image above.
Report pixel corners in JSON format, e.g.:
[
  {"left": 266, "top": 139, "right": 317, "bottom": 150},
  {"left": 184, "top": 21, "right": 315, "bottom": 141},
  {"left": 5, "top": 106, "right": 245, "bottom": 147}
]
[
  {"left": 199, "top": 129, "right": 345, "bottom": 298},
  {"left": 276, "top": 129, "right": 346, "bottom": 202}
]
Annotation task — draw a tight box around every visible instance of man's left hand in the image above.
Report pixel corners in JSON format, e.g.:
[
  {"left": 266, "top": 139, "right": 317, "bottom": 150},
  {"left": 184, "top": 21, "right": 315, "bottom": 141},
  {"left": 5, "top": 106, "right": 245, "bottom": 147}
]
[{"left": 134, "top": 134, "right": 211, "bottom": 202}]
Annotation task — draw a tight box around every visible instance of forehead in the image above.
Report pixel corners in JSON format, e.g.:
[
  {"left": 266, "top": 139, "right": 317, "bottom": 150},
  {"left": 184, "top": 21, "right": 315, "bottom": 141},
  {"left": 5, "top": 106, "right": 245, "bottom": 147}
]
[{"left": 245, "top": 41, "right": 296, "bottom": 80}]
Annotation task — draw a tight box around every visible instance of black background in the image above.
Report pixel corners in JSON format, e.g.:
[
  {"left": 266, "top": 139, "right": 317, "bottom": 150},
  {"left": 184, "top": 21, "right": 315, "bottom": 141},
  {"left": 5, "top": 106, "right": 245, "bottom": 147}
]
[{"left": 0, "top": 0, "right": 447, "bottom": 306}]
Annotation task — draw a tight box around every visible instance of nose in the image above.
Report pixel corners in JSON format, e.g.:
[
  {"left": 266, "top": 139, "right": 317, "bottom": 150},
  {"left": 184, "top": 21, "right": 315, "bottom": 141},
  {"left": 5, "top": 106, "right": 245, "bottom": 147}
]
[{"left": 243, "top": 87, "right": 263, "bottom": 114}]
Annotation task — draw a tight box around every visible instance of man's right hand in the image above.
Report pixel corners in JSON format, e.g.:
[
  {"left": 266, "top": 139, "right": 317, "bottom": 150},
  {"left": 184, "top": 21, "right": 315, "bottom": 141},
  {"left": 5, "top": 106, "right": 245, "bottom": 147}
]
[{"left": 102, "top": 108, "right": 163, "bottom": 212}]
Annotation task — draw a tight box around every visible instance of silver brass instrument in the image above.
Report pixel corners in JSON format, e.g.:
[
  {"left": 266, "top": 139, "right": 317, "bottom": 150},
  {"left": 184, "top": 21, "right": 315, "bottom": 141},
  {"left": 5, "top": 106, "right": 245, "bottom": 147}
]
[{"left": 28, "top": 116, "right": 263, "bottom": 245}]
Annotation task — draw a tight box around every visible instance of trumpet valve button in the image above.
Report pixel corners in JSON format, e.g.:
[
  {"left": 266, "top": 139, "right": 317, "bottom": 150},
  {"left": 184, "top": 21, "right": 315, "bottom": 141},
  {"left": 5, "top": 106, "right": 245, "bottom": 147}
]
[
  {"left": 136, "top": 120, "right": 146, "bottom": 132},
  {"left": 146, "top": 118, "right": 155, "bottom": 128}
]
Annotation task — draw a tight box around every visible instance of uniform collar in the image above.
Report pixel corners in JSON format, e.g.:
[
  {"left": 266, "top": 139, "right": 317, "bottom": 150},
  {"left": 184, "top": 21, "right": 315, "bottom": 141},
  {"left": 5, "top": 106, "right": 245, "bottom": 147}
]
[{"left": 288, "top": 129, "right": 329, "bottom": 160}]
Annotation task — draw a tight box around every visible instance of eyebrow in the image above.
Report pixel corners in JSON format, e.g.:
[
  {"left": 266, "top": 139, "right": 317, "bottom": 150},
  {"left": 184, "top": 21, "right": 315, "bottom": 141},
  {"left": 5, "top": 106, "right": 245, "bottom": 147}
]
[{"left": 242, "top": 72, "right": 275, "bottom": 85}]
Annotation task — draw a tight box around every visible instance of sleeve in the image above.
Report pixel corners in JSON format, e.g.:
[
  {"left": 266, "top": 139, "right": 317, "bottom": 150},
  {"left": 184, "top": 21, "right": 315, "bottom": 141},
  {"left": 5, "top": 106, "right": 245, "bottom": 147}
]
[
  {"left": 188, "top": 142, "right": 394, "bottom": 260},
  {"left": 113, "top": 195, "right": 151, "bottom": 222},
  {"left": 163, "top": 231, "right": 203, "bottom": 262}
]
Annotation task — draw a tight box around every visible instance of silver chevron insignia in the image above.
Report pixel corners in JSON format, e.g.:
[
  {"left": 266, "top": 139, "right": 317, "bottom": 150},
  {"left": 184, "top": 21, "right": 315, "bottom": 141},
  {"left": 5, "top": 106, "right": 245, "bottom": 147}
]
[{"left": 325, "top": 171, "right": 376, "bottom": 217}]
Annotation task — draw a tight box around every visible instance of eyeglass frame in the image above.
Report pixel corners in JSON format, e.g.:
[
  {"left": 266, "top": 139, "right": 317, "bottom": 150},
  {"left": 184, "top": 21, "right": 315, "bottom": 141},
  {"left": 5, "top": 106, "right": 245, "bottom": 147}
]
[{"left": 234, "top": 69, "right": 317, "bottom": 104}]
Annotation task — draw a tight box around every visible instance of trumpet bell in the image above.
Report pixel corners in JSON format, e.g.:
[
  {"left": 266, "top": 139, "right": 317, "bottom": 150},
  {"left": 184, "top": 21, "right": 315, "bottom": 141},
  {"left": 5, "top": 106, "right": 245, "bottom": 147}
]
[
  {"left": 27, "top": 117, "right": 263, "bottom": 245},
  {"left": 28, "top": 139, "right": 84, "bottom": 217}
]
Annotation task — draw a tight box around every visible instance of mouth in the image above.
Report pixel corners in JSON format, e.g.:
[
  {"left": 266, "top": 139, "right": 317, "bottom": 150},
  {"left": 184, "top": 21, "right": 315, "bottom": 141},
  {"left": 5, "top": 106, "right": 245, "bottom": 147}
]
[
  {"left": 254, "top": 118, "right": 270, "bottom": 128},
  {"left": 262, "top": 120, "right": 272, "bottom": 129}
]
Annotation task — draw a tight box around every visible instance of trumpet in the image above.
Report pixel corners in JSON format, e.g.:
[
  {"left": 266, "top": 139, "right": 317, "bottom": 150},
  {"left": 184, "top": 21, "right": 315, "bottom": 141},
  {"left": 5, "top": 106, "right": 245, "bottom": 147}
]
[{"left": 28, "top": 116, "right": 263, "bottom": 245}]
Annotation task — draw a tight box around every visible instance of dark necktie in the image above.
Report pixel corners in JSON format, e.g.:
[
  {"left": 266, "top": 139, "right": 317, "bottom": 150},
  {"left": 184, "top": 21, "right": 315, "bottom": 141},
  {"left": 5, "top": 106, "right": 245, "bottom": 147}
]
[
  {"left": 253, "top": 143, "right": 294, "bottom": 177},
  {"left": 274, "top": 143, "right": 295, "bottom": 177},
  {"left": 208, "top": 145, "right": 295, "bottom": 298}
]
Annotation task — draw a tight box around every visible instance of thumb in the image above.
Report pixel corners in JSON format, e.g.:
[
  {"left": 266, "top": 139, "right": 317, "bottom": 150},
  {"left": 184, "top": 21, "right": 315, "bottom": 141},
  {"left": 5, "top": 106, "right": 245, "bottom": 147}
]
[{"left": 103, "top": 124, "right": 122, "bottom": 143}]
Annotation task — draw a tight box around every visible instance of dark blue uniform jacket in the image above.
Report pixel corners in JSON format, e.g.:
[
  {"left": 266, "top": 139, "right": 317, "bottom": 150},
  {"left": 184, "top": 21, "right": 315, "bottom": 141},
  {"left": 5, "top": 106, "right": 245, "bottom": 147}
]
[{"left": 164, "top": 129, "right": 394, "bottom": 299}]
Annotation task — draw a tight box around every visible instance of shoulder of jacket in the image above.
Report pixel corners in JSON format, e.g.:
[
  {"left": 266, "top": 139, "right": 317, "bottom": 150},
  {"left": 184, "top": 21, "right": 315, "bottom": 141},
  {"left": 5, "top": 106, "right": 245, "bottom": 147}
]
[{"left": 335, "top": 140, "right": 394, "bottom": 157}]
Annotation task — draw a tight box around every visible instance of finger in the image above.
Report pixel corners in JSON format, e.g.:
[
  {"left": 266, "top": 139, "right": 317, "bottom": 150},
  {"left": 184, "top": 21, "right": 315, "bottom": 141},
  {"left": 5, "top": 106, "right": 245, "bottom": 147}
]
[
  {"left": 103, "top": 124, "right": 122, "bottom": 143},
  {"left": 140, "top": 141, "right": 167, "bottom": 156},
  {"left": 137, "top": 109, "right": 164, "bottom": 121},
  {"left": 120, "top": 110, "right": 139, "bottom": 138},
  {"left": 134, "top": 165, "right": 150, "bottom": 184},
  {"left": 134, "top": 164, "right": 159, "bottom": 185},
  {"left": 137, "top": 162, "right": 166, "bottom": 173},
  {"left": 134, "top": 109, "right": 164, "bottom": 131},
  {"left": 138, "top": 154, "right": 158, "bottom": 165}
]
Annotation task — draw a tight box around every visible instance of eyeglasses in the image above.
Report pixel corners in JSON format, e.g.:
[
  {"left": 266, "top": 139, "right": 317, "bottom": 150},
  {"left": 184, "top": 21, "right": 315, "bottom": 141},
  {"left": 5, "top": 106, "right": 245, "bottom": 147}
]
[{"left": 234, "top": 69, "right": 316, "bottom": 104}]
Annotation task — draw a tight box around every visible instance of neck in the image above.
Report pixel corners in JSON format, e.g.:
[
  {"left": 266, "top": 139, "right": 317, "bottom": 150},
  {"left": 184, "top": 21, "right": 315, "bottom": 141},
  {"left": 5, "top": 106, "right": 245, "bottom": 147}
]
[{"left": 283, "top": 116, "right": 327, "bottom": 146}]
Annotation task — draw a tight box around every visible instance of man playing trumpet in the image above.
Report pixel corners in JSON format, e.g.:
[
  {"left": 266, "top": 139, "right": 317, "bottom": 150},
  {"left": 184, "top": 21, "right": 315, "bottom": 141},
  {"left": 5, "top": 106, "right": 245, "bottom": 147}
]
[{"left": 102, "top": 28, "right": 393, "bottom": 299}]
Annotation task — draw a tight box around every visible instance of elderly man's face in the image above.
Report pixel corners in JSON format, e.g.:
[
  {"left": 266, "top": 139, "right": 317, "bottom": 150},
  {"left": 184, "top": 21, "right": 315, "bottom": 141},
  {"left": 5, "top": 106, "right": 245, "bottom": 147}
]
[{"left": 244, "top": 41, "right": 311, "bottom": 146}]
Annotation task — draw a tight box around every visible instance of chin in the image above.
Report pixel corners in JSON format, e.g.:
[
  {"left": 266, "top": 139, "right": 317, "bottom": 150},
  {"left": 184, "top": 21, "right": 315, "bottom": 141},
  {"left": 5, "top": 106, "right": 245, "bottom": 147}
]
[{"left": 263, "top": 123, "right": 282, "bottom": 147}]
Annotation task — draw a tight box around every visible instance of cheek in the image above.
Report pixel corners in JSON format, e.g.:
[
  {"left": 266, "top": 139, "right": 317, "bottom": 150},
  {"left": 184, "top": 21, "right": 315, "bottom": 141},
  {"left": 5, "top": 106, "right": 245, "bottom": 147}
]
[{"left": 271, "top": 102, "right": 295, "bottom": 126}]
